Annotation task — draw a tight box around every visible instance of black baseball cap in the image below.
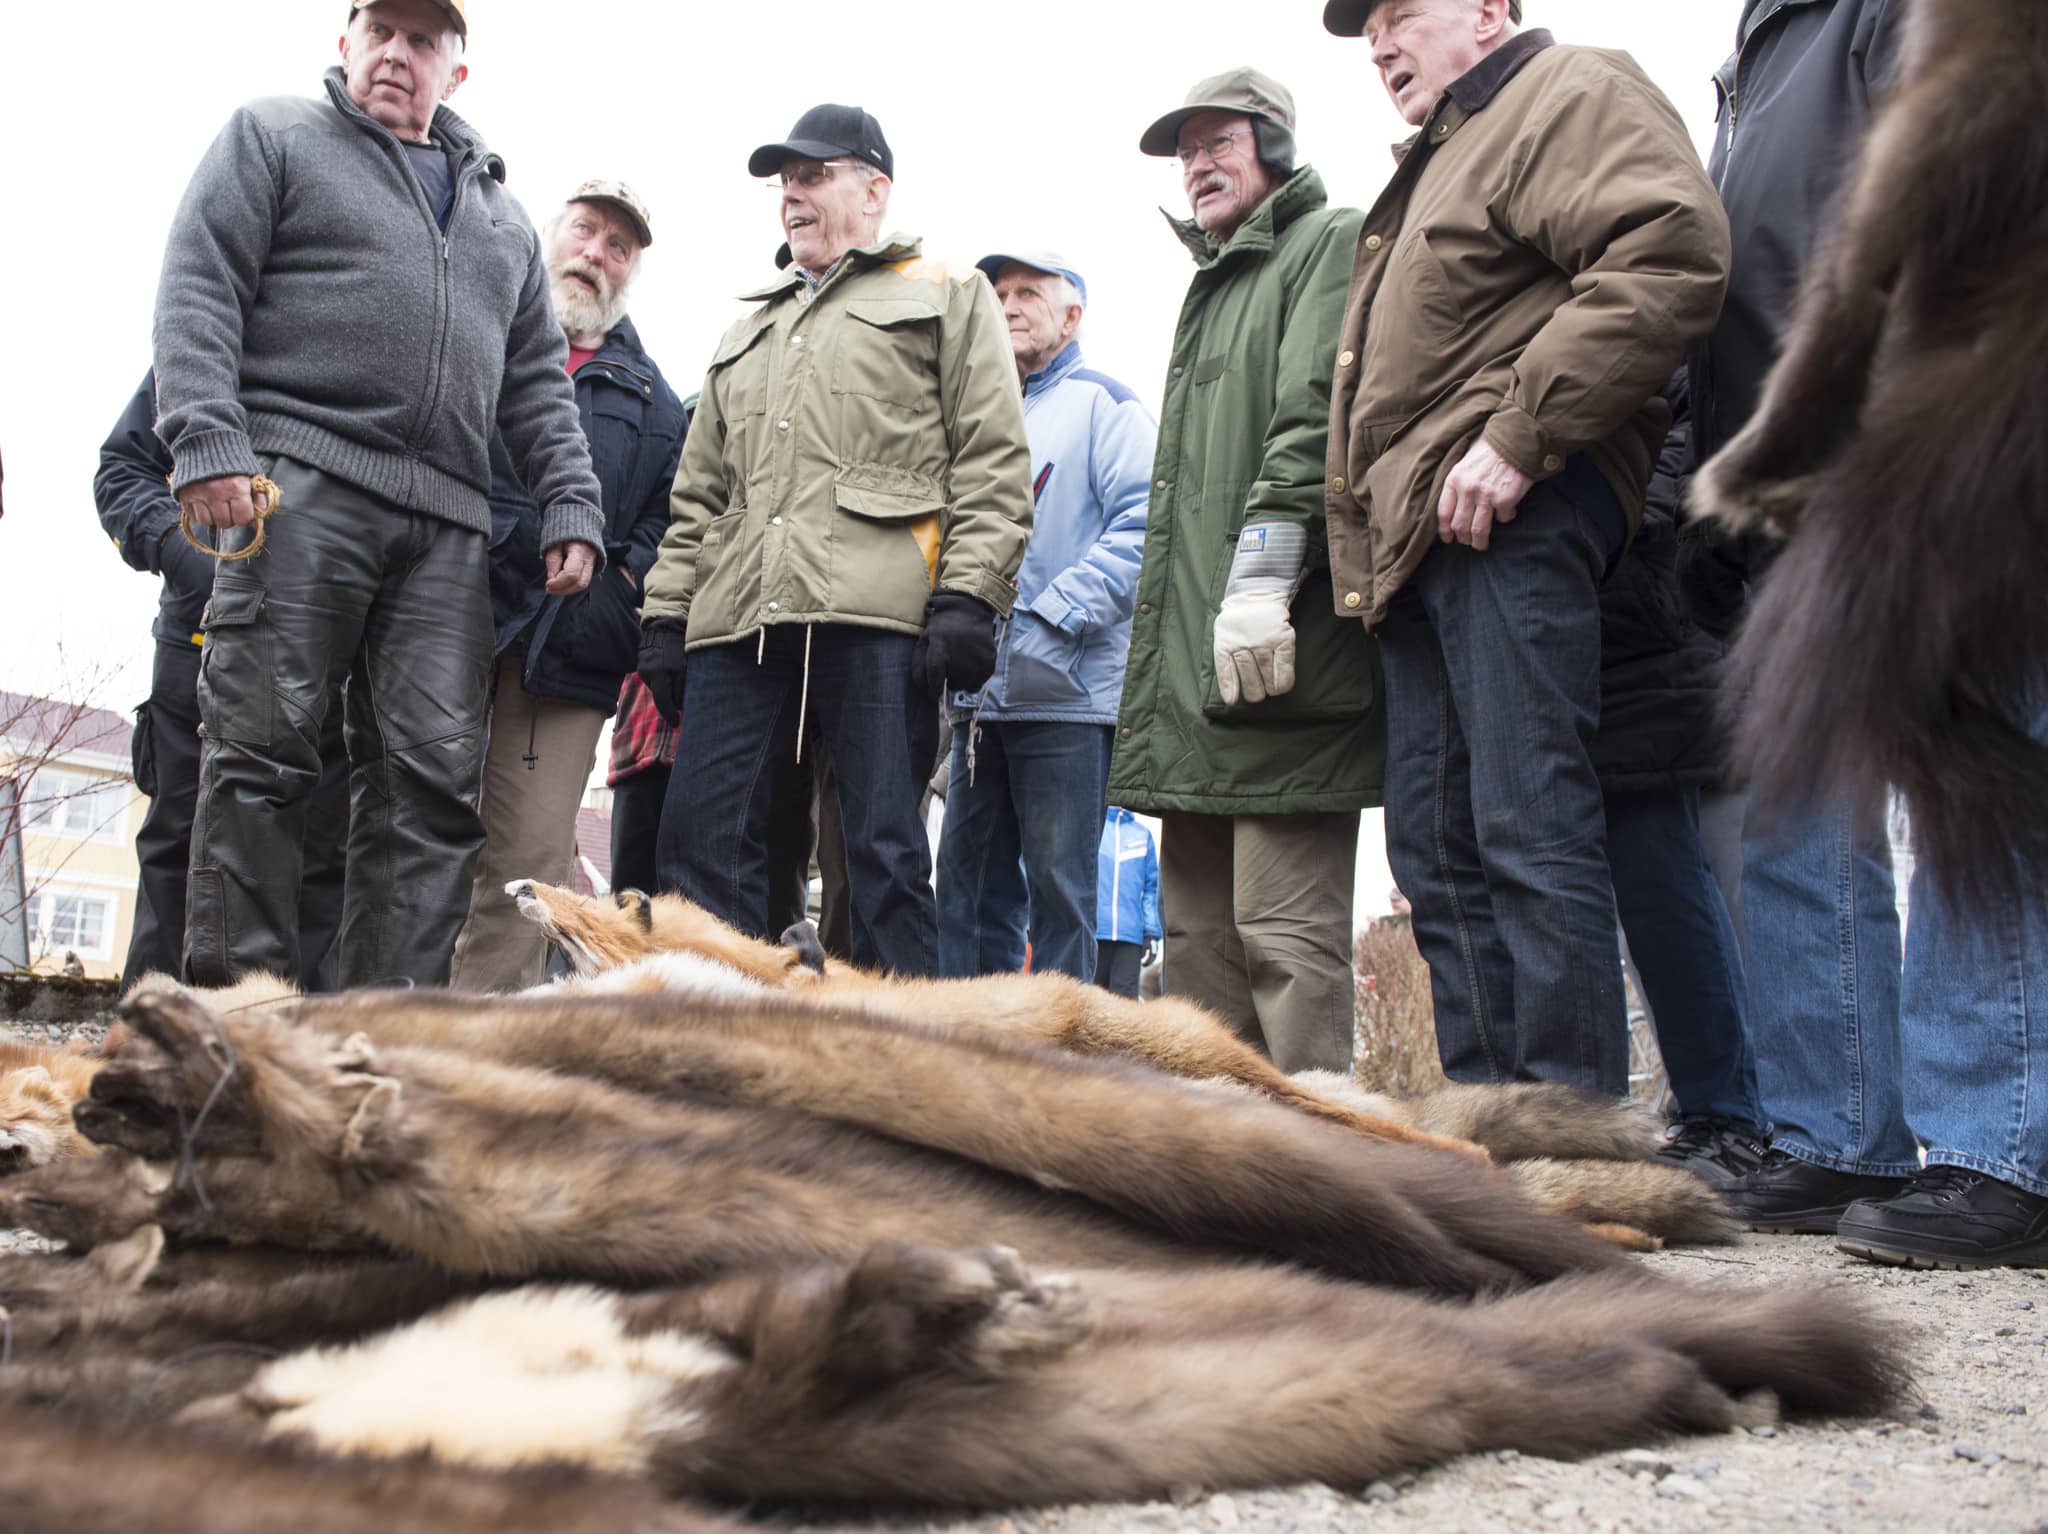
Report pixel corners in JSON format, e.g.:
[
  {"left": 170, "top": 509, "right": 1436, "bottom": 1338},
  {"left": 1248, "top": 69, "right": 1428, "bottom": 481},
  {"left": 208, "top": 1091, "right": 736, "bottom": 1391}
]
[
  {"left": 748, "top": 104, "right": 894, "bottom": 180},
  {"left": 1324, "top": 0, "right": 1520, "bottom": 33}
]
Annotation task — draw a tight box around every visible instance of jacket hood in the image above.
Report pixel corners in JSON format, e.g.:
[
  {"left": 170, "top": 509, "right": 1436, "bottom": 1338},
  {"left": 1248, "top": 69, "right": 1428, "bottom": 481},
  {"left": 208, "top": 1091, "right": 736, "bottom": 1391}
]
[
  {"left": 1165, "top": 165, "right": 1329, "bottom": 269},
  {"left": 320, "top": 67, "right": 505, "bottom": 181}
]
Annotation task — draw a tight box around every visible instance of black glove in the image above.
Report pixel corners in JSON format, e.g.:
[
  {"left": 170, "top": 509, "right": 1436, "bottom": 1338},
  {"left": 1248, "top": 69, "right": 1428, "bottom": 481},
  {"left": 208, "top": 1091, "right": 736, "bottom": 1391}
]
[
  {"left": 1141, "top": 938, "right": 1159, "bottom": 969},
  {"left": 909, "top": 591, "right": 999, "bottom": 697},
  {"left": 637, "top": 616, "right": 690, "bottom": 727}
]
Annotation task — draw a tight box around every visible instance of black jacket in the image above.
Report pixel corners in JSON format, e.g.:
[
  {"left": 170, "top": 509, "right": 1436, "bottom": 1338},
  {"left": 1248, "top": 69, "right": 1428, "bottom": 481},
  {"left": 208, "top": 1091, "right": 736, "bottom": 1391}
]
[
  {"left": 487, "top": 315, "right": 687, "bottom": 714},
  {"left": 1682, "top": 0, "right": 1904, "bottom": 632},
  {"left": 1595, "top": 376, "right": 1726, "bottom": 794},
  {"left": 95, "top": 373, "right": 215, "bottom": 649}
]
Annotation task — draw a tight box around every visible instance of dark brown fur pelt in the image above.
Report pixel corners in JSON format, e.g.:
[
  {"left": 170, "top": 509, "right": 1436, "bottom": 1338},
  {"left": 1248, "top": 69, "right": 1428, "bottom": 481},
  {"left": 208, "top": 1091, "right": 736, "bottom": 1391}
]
[
  {"left": 0, "top": 1405, "right": 738, "bottom": 1534},
  {"left": 198, "top": 1241, "right": 1906, "bottom": 1508},
  {"left": 89, "top": 986, "right": 1631, "bottom": 1298},
  {"left": 1696, "top": 0, "right": 2048, "bottom": 906}
]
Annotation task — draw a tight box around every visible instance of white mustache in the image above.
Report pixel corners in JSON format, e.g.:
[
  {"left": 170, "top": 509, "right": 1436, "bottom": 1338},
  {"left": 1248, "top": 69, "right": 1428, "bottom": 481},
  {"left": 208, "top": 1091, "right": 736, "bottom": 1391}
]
[
  {"left": 1192, "top": 171, "right": 1233, "bottom": 200},
  {"left": 556, "top": 260, "right": 610, "bottom": 299}
]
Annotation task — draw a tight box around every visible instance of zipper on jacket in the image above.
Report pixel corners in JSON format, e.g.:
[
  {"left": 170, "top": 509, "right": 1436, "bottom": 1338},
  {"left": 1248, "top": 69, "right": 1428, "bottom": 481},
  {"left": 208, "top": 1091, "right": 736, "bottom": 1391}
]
[{"left": 405, "top": 150, "right": 473, "bottom": 461}]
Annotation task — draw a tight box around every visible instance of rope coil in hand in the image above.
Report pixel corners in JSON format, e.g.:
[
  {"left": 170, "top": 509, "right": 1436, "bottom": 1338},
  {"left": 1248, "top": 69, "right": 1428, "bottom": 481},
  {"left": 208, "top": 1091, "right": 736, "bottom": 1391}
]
[{"left": 180, "top": 474, "right": 282, "bottom": 563}]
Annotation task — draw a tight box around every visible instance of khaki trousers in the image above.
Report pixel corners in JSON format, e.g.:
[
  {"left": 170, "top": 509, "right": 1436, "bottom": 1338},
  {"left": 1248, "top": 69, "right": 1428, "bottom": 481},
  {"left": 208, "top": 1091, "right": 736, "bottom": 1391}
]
[
  {"left": 449, "top": 651, "right": 607, "bottom": 992},
  {"left": 1158, "top": 810, "right": 1360, "bottom": 1074}
]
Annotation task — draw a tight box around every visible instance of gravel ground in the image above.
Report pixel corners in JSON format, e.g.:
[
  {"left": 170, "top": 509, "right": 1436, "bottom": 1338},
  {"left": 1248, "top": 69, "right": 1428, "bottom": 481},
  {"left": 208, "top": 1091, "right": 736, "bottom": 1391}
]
[{"left": 5, "top": 1012, "right": 2043, "bottom": 1531}]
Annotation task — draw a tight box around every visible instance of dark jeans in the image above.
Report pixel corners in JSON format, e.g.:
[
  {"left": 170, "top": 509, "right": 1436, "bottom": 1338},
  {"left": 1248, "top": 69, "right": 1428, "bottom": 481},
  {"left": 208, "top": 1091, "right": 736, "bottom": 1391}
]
[
  {"left": 1605, "top": 785, "right": 1763, "bottom": 1126},
  {"left": 625, "top": 750, "right": 812, "bottom": 936},
  {"left": 935, "top": 720, "right": 1112, "bottom": 982},
  {"left": 186, "top": 455, "right": 493, "bottom": 989},
  {"left": 125, "top": 638, "right": 349, "bottom": 992},
  {"left": 1379, "top": 454, "right": 1630, "bottom": 1094},
  {"left": 657, "top": 624, "right": 936, "bottom": 976},
  {"left": 609, "top": 761, "right": 670, "bottom": 898},
  {"left": 1096, "top": 939, "right": 1144, "bottom": 999}
]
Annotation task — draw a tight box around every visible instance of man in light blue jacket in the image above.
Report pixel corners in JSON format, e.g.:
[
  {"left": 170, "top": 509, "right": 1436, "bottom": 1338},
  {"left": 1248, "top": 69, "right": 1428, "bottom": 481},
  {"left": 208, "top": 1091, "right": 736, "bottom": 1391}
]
[{"left": 936, "top": 252, "right": 1155, "bottom": 981}]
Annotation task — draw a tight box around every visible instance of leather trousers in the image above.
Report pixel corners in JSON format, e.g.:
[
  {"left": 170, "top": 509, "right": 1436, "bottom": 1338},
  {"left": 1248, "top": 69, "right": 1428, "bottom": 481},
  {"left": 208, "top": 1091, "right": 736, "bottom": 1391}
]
[{"left": 185, "top": 454, "right": 492, "bottom": 988}]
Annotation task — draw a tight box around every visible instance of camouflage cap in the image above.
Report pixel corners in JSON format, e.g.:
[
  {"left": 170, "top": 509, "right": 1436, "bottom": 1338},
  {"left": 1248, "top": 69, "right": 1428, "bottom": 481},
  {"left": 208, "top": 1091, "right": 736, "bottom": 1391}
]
[
  {"left": 351, "top": 0, "right": 467, "bottom": 38},
  {"left": 1322, "top": 0, "right": 1521, "bottom": 35},
  {"left": 568, "top": 178, "right": 653, "bottom": 248},
  {"left": 1138, "top": 67, "right": 1297, "bottom": 158}
]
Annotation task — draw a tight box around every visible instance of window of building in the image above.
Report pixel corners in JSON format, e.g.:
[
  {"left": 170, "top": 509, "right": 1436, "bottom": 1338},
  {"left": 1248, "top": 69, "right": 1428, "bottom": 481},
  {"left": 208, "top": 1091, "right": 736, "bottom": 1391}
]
[
  {"left": 27, "top": 889, "right": 116, "bottom": 962},
  {"left": 21, "top": 768, "right": 127, "bottom": 843}
]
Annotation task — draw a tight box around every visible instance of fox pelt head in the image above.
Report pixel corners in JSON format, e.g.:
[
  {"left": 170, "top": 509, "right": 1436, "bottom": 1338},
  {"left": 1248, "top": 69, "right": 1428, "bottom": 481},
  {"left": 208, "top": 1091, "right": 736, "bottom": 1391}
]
[
  {"left": 0, "top": 1036, "right": 105, "bottom": 1175},
  {"left": 506, "top": 880, "right": 820, "bottom": 987}
]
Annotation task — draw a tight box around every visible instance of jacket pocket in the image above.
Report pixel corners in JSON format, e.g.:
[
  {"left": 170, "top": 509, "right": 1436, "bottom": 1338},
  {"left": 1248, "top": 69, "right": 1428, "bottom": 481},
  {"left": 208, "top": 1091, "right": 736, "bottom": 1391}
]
[
  {"left": 836, "top": 299, "right": 943, "bottom": 407},
  {"left": 1357, "top": 233, "right": 1465, "bottom": 424},
  {"left": 1199, "top": 567, "right": 1378, "bottom": 724},
  {"left": 1000, "top": 611, "right": 1089, "bottom": 709},
  {"left": 832, "top": 464, "right": 946, "bottom": 620},
  {"left": 197, "top": 582, "right": 274, "bottom": 746},
  {"left": 552, "top": 564, "right": 642, "bottom": 682},
  {"left": 130, "top": 701, "right": 158, "bottom": 799}
]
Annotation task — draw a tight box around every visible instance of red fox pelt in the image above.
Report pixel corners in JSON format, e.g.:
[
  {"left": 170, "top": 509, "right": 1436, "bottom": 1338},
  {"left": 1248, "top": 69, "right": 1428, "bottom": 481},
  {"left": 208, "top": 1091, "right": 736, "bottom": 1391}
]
[
  {"left": 0, "top": 1033, "right": 106, "bottom": 1173},
  {"left": 510, "top": 878, "right": 1517, "bottom": 1164},
  {"left": 80, "top": 985, "right": 1637, "bottom": 1296},
  {"left": 177, "top": 1240, "right": 1904, "bottom": 1508},
  {"left": 1695, "top": 0, "right": 2048, "bottom": 906}
]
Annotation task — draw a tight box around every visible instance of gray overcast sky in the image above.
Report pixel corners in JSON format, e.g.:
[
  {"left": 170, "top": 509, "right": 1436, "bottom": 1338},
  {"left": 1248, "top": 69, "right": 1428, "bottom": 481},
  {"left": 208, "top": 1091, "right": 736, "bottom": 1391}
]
[{"left": 0, "top": 0, "right": 1742, "bottom": 910}]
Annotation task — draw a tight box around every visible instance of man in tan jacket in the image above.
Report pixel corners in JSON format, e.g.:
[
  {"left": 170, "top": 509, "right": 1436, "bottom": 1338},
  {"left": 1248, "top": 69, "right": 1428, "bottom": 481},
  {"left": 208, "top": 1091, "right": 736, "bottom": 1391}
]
[
  {"left": 637, "top": 104, "right": 1032, "bottom": 976},
  {"left": 1320, "top": 0, "right": 1729, "bottom": 1092}
]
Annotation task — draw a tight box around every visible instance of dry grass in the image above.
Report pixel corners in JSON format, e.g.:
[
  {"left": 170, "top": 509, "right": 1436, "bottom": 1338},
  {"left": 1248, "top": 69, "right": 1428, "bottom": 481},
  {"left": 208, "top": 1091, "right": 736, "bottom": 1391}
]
[
  {"left": 1350, "top": 920, "right": 1447, "bottom": 1095},
  {"left": 1351, "top": 921, "right": 1670, "bottom": 1105}
]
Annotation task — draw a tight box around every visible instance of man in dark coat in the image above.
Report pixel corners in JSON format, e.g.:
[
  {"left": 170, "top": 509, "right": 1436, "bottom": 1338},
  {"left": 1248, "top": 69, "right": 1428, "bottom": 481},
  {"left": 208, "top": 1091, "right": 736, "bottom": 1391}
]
[
  {"left": 450, "top": 181, "right": 686, "bottom": 992},
  {"left": 1595, "top": 376, "right": 1764, "bottom": 1185}
]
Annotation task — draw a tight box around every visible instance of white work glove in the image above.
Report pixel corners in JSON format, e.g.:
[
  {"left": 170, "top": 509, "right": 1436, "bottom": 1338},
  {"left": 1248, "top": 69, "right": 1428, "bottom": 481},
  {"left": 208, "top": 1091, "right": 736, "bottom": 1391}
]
[{"left": 1212, "top": 521, "right": 1308, "bottom": 706}]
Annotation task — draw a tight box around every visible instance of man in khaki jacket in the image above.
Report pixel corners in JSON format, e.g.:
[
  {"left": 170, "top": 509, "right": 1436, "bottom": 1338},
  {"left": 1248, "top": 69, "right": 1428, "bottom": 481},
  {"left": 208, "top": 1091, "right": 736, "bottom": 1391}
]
[
  {"left": 638, "top": 104, "right": 1031, "bottom": 976},
  {"left": 1320, "top": 0, "right": 1729, "bottom": 1093}
]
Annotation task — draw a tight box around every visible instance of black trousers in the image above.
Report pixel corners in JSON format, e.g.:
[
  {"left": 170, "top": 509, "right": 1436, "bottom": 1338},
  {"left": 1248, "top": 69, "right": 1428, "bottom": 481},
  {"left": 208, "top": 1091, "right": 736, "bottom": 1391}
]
[
  {"left": 124, "top": 638, "right": 348, "bottom": 991},
  {"left": 185, "top": 455, "right": 493, "bottom": 989},
  {"left": 1095, "top": 939, "right": 1144, "bottom": 1000},
  {"left": 609, "top": 760, "right": 671, "bottom": 900}
]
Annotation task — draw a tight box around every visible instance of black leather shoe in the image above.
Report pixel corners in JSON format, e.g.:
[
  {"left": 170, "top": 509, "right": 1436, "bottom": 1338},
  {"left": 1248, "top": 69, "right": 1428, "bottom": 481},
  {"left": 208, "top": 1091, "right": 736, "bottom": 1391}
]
[
  {"left": 1655, "top": 1116, "right": 1770, "bottom": 1189},
  {"left": 1836, "top": 1165, "right": 2048, "bottom": 1270},
  {"left": 1722, "top": 1149, "right": 1910, "bottom": 1233}
]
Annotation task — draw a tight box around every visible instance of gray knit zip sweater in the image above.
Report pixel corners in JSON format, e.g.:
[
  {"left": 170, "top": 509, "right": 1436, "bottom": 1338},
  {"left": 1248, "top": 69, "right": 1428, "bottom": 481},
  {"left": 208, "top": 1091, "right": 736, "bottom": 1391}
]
[{"left": 152, "top": 69, "right": 602, "bottom": 558}]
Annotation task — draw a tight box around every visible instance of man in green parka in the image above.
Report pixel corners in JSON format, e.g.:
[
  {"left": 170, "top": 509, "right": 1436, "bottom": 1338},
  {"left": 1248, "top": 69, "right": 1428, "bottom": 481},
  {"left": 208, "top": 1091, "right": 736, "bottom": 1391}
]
[{"left": 1107, "top": 69, "right": 1385, "bottom": 1073}]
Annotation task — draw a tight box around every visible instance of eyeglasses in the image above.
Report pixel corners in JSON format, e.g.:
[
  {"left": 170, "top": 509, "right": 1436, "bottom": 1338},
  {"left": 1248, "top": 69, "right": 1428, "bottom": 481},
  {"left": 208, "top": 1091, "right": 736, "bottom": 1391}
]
[
  {"left": 1176, "top": 127, "right": 1254, "bottom": 166},
  {"left": 772, "top": 160, "right": 867, "bottom": 190}
]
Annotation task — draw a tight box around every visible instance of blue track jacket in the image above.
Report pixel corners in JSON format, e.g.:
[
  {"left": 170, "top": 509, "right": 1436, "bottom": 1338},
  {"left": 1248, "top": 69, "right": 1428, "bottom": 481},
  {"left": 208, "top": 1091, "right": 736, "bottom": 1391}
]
[{"left": 1097, "top": 806, "right": 1162, "bottom": 944}]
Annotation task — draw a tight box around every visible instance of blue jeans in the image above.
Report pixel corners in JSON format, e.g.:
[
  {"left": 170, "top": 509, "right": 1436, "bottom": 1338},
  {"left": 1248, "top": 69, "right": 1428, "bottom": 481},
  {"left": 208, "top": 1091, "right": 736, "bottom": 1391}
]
[
  {"left": 657, "top": 625, "right": 937, "bottom": 977},
  {"left": 1741, "top": 807, "right": 1916, "bottom": 1175},
  {"left": 1902, "top": 834, "right": 2048, "bottom": 1196},
  {"left": 1605, "top": 786, "right": 1762, "bottom": 1126},
  {"left": 935, "top": 720, "right": 1112, "bottom": 981},
  {"left": 1745, "top": 700, "right": 2048, "bottom": 1194},
  {"left": 1379, "top": 455, "right": 1630, "bottom": 1094}
]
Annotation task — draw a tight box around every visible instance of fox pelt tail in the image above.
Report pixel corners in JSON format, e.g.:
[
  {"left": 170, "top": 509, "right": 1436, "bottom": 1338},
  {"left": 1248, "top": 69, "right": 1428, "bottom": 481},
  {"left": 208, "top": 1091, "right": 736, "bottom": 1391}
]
[
  {"left": 1294, "top": 1073, "right": 1664, "bottom": 1164},
  {"left": 1694, "top": 0, "right": 2048, "bottom": 910},
  {"left": 1501, "top": 1158, "right": 1735, "bottom": 1247},
  {"left": 1714, "top": 353, "right": 2048, "bottom": 910}
]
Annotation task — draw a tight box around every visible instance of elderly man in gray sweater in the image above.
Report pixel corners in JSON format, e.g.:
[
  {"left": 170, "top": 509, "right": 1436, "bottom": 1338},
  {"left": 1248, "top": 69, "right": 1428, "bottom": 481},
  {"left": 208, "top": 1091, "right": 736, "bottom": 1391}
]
[{"left": 154, "top": 0, "right": 603, "bottom": 988}]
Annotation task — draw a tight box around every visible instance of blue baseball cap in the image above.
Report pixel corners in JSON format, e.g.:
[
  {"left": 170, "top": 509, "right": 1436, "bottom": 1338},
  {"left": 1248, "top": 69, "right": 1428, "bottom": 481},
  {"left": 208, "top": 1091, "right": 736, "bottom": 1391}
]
[{"left": 975, "top": 249, "right": 1087, "bottom": 306}]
